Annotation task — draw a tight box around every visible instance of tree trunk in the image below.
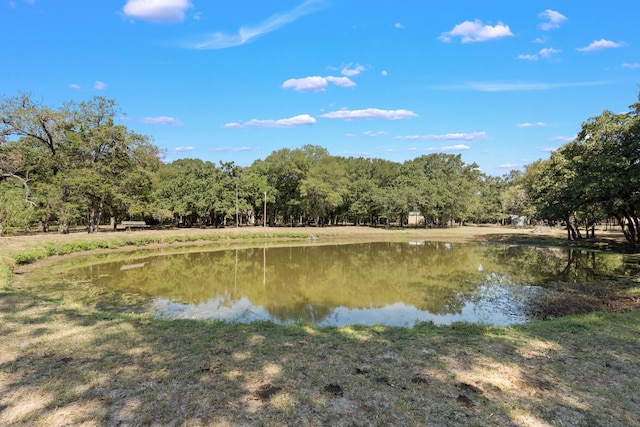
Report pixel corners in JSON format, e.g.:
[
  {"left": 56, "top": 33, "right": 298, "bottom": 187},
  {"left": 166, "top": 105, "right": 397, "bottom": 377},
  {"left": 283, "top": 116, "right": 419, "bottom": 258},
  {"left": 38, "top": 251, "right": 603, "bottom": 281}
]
[
  {"left": 88, "top": 206, "right": 97, "bottom": 233},
  {"left": 615, "top": 213, "right": 637, "bottom": 246}
]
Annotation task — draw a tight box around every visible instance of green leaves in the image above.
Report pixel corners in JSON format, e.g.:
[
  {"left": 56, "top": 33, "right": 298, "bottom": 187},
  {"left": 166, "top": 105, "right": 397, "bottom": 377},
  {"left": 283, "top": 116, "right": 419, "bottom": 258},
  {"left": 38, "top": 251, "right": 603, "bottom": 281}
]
[{"left": 522, "top": 93, "right": 640, "bottom": 244}]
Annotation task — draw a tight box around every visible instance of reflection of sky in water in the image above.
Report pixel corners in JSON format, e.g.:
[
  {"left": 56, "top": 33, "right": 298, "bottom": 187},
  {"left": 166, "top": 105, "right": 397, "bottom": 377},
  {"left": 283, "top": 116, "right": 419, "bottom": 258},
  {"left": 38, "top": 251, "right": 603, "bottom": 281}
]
[
  {"left": 154, "top": 282, "right": 535, "bottom": 327},
  {"left": 61, "top": 241, "right": 623, "bottom": 327}
]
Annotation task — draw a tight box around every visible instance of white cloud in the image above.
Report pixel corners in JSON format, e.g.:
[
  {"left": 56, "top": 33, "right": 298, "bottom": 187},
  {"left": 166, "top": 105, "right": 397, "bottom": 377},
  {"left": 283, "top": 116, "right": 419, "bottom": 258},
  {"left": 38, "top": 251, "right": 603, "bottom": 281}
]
[
  {"left": 190, "top": 0, "right": 326, "bottom": 49},
  {"left": 539, "top": 47, "right": 562, "bottom": 58},
  {"left": 539, "top": 9, "right": 567, "bottom": 31},
  {"left": 363, "top": 130, "right": 389, "bottom": 137},
  {"left": 394, "top": 22, "right": 404, "bottom": 29},
  {"left": 326, "top": 76, "right": 356, "bottom": 87},
  {"left": 282, "top": 76, "right": 327, "bottom": 92},
  {"left": 174, "top": 146, "right": 194, "bottom": 152},
  {"left": 439, "top": 20, "right": 513, "bottom": 43},
  {"left": 435, "top": 144, "right": 471, "bottom": 152},
  {"left": 341, "top": 64, "right": 365, "bottom": 77},
  {"left": 432, "top": 80, "right": 609, "bottom": 92},
  {"left": 94, "top": 81, "right": 107, "bottom": 90},
  {"left": 381, "top": 70, "right": 388, "bottom": 77},
  {"left": 69, "top": 83, "right": 81, "bottom": 90},
  {"left": 498, "top": 163, "right": 520, "bottom": 169},
  {"left": 517, "top": 122, "right": 545, "bottom": 127},
  {"left": 319, "top": 108, "right": 417, "bottom": 120},
  {"left": 398, "top": 132, "right": 486, "bottom": 141},
  {"left": 577, "top": 39, "right": 624, "bottom": 52},
  {"left": 623, "top": 63, "right": 640, "bottom": 69},
  {"left": 223, "top": 114, "right": 316, "bottom": 128},
  {"left": 517, "top": 47, "right": 561, "bottom": 61},
  {"left": 281, "top": 75, "right": 355, "bottom": 92},
  {"left": 540, "top": 147, "right": 557, "bottom": 152},
  {"left": 142, "top": 116, "right": 184, "bottom": 125},
  {"left": 123, "top": 0, "right": 193, "bottom": 23}
]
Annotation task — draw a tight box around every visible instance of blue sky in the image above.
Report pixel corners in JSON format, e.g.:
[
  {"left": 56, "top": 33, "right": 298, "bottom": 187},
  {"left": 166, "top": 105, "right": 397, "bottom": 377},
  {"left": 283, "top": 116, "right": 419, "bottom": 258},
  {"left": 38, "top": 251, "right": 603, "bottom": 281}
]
[{"left": 1, "top": 0, "right": 639, "bottom": 176}]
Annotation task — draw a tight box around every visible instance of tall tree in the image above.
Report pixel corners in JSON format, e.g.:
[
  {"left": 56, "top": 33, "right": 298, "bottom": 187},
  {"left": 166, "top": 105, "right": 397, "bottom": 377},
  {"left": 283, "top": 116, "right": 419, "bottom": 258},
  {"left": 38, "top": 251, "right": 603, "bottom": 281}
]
[
  {"left": 1, "top": 94, "right": 161, "bottom": 233},
  {"left": 156, "top": 159, "right": 221, "bottom": 226}
]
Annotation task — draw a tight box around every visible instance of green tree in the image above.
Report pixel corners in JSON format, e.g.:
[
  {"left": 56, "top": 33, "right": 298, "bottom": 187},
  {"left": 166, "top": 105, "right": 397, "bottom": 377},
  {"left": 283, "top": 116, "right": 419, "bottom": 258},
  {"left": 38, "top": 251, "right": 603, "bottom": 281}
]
[
  {"left": 1, "top": 94, "right": 161, "bottom": 233},
  {"left": 300, "top": 151, "right": 348, "bottom": 225},
  {"left": 156, "top": 159, "right": 221, "bottom": 226},
  {"left": 523, "top": 93, "right": 640, "bottom": 244},
  {"left": 0, "top": 180, "right": 36, "bottom": 235}
]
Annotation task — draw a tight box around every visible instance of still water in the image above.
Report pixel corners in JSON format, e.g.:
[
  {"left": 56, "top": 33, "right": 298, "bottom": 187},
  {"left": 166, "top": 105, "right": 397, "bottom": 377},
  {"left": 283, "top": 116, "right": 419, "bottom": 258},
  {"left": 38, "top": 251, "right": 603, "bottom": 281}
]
[{"left": 56, "top": 241, "right": 626, "bottom": 326}]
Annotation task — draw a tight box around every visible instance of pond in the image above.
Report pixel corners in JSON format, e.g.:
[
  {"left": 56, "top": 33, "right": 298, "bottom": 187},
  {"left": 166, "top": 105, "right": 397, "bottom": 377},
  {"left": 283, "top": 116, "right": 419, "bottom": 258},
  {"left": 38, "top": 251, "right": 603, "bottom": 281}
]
[{"left": 35, "top": 241, "right": 628, "bottom": 326}]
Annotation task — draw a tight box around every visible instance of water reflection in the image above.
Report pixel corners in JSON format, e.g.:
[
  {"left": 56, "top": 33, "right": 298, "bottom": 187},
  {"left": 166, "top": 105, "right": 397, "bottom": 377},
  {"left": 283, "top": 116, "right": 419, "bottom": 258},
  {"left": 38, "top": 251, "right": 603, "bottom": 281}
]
[{"left": 63, "top": 242, "right": 626, "bottom": 326}]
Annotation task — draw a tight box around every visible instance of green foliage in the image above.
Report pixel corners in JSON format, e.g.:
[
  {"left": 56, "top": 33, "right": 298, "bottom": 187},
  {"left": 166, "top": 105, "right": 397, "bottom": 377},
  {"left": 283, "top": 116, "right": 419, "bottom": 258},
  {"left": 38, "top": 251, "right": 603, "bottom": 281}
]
[
  {"left": 1, "top": 94, "right": 161, "bottom": 234},
  {"left": 4, "top": 93, "right": 565, "bottom": 233},
  {"left": 0, "top": 180, "right": 37, "bottom": 234},
  {"left": 522, "top": 92, "right": 640, "bottom": 243}
]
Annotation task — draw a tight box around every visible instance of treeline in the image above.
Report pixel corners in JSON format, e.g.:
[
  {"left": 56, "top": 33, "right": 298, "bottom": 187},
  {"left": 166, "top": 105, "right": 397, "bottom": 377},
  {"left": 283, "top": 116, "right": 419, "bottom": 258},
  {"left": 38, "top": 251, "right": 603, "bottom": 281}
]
[
  {"left": 518, "top": 92, "right": 640, "bottom": 246},
  {"left": 1, "top": 92, "right": 639, "bottom": 245}
]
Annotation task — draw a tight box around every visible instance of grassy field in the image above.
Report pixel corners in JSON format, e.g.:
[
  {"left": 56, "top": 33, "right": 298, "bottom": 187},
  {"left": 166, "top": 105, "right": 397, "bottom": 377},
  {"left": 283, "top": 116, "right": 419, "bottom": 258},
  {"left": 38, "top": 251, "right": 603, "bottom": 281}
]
[{"left": 1, "top": 226, "right": 639, "bottom": 426}]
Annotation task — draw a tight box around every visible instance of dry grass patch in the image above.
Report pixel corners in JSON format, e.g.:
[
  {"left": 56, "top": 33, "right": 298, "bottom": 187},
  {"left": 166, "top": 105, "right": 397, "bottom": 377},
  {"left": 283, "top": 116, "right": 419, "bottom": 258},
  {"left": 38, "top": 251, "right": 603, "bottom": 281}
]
[
  {"left": 1, "top": 226, "right": 640, "bottom": 425},
  {"left": 2, "top": 288, "right": 640, "bottom": 425}
]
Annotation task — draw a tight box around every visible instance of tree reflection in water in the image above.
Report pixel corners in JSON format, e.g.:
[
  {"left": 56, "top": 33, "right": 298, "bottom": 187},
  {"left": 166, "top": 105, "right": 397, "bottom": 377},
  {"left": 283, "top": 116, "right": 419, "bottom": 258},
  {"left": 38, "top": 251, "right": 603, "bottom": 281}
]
[{"left": 58, "top": 242, "right": 627, "bottom": 326}]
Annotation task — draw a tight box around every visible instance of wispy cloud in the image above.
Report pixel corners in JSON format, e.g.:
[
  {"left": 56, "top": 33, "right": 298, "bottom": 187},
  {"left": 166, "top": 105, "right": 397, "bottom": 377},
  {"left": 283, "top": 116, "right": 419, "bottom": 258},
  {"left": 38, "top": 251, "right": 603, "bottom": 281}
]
[
  {"left": 174, "top": 146, "right": 194, "bottom": 152},
  {"left": 517, "top": 47, "right": 562, "bottom": 61},
  {"left": 394, "top": 23, "right": 405, "bottom": 29},
  {"left": 622, "top": 62, "right": 640, "bottom": 69},
  {"left": 539, "top": 9, "right": 567, "bottom": 31},
  {"left": 577, "top": 39, "right": 624, "bottom": 52},
  {"left": 431, "top": 80, "right": 609, "bottom": 92},
  {"left": 189, "top": 0, "right": 326, "bottom": 50},
  {"left": 94, "top": 81, "right": 107, "bottom": 90},
  {"left": 539, "top": 47, "right": 562, "bottom": 58},
  {"left": 282, "top": 75, "right": 355, "bottom": 92},
  {"left": 341, "top": 64, "right": 366, "bottom": 77},
  {"left": 439, "top": 20, "right": 513, "bottom": 43},
  {"left": 363, "top": 130, "right": 389, "bottom": 137},
  {"left": 123, "top": 0, "right": 193, "bottom": 23},
  {"left": 517, "top": 122, "right": 546, "bottom": 127},
  {"left": 320, "top": 108, "right": 417, "bottom": 120},
  {"left": 428, "top": 144, "right": 471, "bottom": 152},
  {"left": 69, "top": 83, "right": 81, "bottom": 90},
  {"left": 398, "top": 132, "right": 486, "bottom": 141},
  {"left": 223, "top": 114, "right": 316, "bottom": 128},
  {"left": 540, "top": 147, "right": 557, "bottom": 152},
  {"left": 142, "top": 116, "right": 184, "bottom": 126},
  {"left": 498, "top": 163, "right": 520, "bottom": 169},
  {"left": 212, "top": 146, "right": 255, "bottom": 152}
]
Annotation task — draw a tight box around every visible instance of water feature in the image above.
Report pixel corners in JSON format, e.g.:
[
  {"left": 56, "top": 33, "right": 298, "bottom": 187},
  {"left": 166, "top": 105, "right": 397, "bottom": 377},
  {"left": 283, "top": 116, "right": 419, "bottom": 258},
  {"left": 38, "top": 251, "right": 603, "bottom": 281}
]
[{"left": 44, "top": 241, "right": 627, "bottom": 326}]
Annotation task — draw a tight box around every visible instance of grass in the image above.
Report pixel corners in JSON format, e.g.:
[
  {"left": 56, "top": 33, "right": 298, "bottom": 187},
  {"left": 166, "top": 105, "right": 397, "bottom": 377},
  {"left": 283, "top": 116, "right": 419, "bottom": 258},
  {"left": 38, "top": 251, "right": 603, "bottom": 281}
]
[{"left": 1, "top": 226, "right": 640, "bottom": 426}]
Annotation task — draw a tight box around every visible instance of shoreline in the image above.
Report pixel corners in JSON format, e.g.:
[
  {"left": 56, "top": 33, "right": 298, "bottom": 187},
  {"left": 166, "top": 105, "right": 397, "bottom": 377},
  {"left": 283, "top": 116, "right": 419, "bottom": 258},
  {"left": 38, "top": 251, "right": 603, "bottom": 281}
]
[{"left": 1, "top": 226, "right": 639, "bottom": 426}]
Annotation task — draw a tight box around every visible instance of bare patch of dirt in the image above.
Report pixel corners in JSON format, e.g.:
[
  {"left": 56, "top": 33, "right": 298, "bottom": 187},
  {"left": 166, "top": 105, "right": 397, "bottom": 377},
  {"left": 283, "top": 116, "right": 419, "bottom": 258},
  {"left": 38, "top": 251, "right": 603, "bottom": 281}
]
[{"left": 529, "top": 281, "right": 640, "bottom": 319}]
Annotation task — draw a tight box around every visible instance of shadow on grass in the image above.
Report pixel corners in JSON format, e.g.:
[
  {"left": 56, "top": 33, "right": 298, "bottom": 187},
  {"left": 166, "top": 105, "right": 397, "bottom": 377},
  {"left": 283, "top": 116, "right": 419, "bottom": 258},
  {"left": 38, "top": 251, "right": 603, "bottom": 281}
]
[
  {"left": 1, "top": 288, "right": 639, "bottom": 426},
  {"left": 482, "top": 232, "right": 639, "bottom": 254}
]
